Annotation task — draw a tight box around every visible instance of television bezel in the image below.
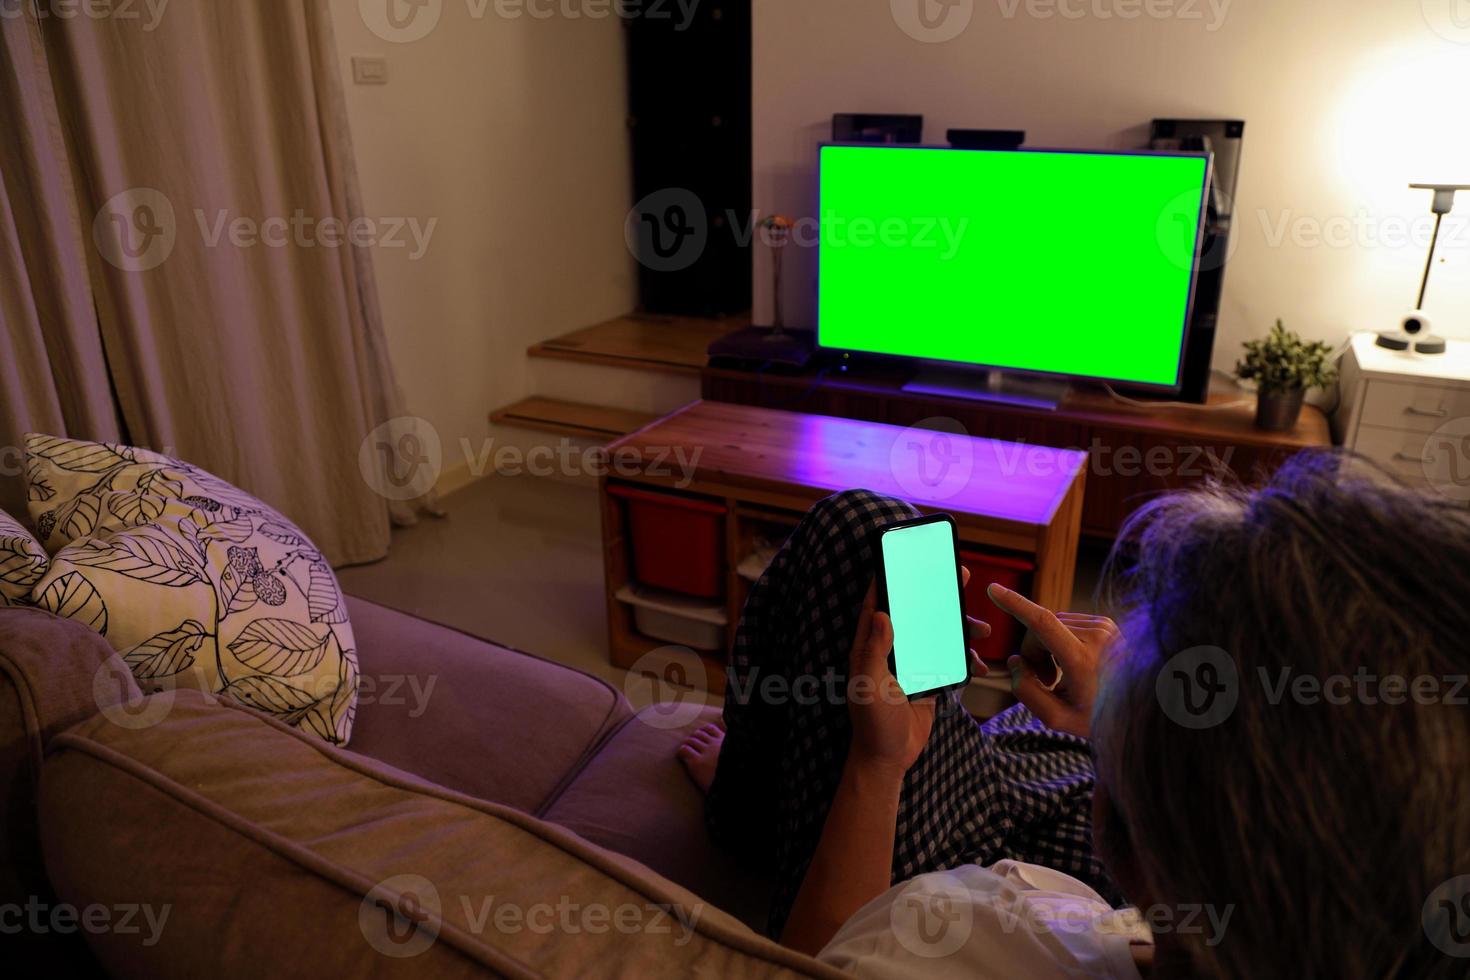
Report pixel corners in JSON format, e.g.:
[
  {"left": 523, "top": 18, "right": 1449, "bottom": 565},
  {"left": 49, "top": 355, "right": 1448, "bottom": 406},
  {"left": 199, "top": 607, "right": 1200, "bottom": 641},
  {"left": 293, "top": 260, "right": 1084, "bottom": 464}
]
[{"left": 814, "top": 142, "right": 1214, "bottom": 395}]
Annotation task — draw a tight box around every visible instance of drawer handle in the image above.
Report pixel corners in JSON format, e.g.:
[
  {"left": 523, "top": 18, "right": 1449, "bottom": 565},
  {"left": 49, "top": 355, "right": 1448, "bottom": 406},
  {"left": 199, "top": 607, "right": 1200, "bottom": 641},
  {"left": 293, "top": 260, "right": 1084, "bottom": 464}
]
[
  {"left": 1393, "top": 452, "right": 1429, "bottom": 464},
  {"left": 1404, "top": 406, "right": 1449, "bottom": 418}
]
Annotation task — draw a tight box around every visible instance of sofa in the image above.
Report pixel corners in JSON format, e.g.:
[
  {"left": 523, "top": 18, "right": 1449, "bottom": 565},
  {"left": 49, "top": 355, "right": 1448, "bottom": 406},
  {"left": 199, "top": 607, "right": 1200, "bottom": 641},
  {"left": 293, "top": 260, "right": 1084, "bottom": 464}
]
[{"left": 1, "top": 595, "right": 846, "bottom": 977}]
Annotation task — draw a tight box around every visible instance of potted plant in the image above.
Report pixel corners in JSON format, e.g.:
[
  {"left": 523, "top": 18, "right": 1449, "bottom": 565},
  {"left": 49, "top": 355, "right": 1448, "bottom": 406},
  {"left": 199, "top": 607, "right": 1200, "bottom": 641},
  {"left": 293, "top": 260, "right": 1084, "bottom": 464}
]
[{"left": 1236, "top": 320, "right": 1337, "bottom": 431}]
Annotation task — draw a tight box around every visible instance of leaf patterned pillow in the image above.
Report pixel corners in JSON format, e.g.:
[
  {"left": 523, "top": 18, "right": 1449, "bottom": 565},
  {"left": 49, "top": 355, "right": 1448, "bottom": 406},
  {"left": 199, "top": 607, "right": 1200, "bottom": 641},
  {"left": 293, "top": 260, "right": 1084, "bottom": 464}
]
[
  {"left": 24, "top": 434, "right": 358, "bottom": 744},
  {"left": 0, "top": 508, "right": 48, "bottom": 606}
]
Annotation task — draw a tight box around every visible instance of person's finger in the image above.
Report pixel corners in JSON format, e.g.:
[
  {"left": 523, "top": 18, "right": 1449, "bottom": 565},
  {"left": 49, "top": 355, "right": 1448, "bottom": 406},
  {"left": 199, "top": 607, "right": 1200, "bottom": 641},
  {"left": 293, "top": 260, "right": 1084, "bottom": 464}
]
[
  {"left": 969, "top": 648, "right": 989, "bottom": 678},
  {"left": 966, "top": 615, "right": 992, "bottom": 641},
  {"left": 961, "top": 565, "right": 971, "bottom": 587},
  {"left": 1007, "top": 655, "right": 1073, "bottom": 730},
  {"left": 989, "top": 584, "right": 1084, "bottom": 666}
]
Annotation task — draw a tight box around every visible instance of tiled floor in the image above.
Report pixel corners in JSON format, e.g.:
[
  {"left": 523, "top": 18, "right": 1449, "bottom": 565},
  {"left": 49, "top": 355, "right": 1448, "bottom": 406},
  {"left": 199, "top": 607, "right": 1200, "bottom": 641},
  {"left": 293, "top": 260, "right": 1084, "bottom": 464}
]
[{"left": 337, "top": 473, "right": 1109, "bottom": 711}]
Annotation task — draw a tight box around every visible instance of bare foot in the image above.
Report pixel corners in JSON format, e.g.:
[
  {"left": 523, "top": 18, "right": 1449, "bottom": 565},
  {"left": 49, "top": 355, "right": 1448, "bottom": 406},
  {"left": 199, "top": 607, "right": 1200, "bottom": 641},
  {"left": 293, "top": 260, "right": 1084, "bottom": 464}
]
[{"left": 677, "top": 722, "right": 724, "bottom": 794}]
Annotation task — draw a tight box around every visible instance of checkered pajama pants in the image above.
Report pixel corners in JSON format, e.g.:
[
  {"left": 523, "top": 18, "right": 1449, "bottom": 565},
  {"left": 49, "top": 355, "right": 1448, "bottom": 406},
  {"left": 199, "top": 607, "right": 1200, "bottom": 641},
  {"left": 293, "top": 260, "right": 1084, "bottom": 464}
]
[{"left": 704, "top": 490, "right": 1119, "bottom": 938}]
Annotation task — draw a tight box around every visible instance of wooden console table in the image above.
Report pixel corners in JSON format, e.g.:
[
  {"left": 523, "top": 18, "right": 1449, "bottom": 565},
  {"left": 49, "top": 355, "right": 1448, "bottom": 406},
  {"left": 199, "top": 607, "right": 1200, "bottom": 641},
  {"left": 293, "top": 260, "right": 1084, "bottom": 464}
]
[
  {"left": 703, "top": 363, "right": 1332, "bottom": 538},
  {"left": 600, "top": 401, "right": 1087, "bottom": 694}
]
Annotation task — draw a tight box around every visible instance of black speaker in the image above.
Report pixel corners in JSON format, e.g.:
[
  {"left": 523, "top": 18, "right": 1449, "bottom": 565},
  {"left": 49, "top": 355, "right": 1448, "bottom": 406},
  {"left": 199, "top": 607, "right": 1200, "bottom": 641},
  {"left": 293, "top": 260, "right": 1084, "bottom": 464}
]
[
  {"left": 1151, "top": 119, "right": 1245, "bottom": 404},
  {"left": 625, "top": 2, "right": 752, "bottom": 316}
]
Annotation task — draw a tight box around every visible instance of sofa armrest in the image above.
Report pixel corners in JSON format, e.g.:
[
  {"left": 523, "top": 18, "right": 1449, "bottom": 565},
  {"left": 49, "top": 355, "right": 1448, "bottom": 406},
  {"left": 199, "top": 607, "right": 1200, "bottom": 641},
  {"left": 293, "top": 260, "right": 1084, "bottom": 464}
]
[
  {"left": 342, "top": 596, "right": 634, "bottom": 813},
  {"left": 40, "top": 694, "right": 846, "bottom": 978},
  {"left": 1, "top": 605, "right": 140, "bottom": 967}
]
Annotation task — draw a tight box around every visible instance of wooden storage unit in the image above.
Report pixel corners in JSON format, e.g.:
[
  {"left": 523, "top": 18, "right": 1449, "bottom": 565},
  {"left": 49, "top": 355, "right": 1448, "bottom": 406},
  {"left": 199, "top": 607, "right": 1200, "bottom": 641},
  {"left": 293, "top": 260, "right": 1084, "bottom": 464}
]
[{"left": 600, "top": 401, "right": 1088, "bottom": 696}]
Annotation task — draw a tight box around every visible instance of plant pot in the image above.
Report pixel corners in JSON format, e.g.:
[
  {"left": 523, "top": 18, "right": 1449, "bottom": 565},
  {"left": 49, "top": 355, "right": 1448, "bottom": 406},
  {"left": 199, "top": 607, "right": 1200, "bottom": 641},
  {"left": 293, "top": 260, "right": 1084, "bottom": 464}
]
[{"left": 1255, "top": 388, "right": 1306, "bottom": 432}]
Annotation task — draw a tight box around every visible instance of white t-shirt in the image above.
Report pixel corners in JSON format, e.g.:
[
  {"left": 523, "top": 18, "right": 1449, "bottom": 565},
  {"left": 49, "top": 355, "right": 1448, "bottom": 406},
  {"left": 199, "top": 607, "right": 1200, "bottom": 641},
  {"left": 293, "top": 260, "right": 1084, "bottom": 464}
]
[{"left": 818, "top": 860, "right": 1151, "bottom": 980}]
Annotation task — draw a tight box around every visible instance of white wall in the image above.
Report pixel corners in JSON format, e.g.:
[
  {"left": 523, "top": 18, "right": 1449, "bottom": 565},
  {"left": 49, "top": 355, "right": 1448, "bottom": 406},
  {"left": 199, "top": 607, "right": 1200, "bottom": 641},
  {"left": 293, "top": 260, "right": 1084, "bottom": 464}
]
[
  {"left": 329, "top": 0, "right": 636, "bottom": 484},
  {"left": 753, "top": 0, "right": 1470, "bottom": 369}
]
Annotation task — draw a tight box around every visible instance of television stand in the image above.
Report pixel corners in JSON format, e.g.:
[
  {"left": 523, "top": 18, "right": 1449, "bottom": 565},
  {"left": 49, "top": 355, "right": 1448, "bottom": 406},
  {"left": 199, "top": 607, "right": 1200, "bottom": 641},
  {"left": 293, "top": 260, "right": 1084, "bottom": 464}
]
[{"left": 902, "top": 368, "right": 1068, "bottom": 412}]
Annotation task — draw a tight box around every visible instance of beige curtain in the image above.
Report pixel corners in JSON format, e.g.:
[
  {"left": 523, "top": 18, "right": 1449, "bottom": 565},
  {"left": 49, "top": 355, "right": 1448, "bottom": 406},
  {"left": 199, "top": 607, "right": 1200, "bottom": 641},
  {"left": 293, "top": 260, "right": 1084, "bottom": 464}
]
[
  {"left": 0, "top": 12, "right": 122, "bottom": 520},
  {"left": 4, "top": 1, "right": 437, "bottom": 566}
]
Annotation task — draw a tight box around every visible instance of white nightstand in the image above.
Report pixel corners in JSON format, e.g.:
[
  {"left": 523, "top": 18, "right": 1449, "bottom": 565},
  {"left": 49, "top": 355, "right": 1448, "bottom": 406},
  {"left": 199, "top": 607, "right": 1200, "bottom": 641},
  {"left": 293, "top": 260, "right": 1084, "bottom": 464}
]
[{"left": 1334, "top": 333, "right": 1470, "bottom": 504}]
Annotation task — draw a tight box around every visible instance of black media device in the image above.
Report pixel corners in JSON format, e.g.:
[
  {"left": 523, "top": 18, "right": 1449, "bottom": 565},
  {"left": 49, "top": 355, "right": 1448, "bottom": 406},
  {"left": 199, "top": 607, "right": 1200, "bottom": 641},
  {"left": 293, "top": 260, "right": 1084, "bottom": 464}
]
[
  {"left": 873, "top": 514, "right": 972, "bottom": 701},
  {"left": 1150, "top": 118, "right": 1246, "bottom": 404},
  {"left": 832, "top": 113, "right": 924, "bottom": 144},
  {"left": 947, "top": 129, "right": 1026, "bottom": 150}
]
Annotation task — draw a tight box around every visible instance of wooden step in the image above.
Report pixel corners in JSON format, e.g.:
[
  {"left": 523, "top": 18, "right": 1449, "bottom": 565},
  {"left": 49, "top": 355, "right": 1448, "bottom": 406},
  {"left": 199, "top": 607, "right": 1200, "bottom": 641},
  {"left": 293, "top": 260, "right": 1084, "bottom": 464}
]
[
  {"left": 489, "top": 397, "right": 660, "bottom": 442},
  {"left": 527, "top": 311, "right": 750, "bottom": 376}
]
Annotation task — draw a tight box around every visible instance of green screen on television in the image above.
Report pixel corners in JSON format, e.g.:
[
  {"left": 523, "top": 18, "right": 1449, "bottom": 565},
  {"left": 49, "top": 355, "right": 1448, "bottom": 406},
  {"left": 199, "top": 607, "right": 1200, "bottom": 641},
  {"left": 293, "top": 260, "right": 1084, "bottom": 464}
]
[{"left": 817, "top": 145, "right": 1210, "bottom": 389}]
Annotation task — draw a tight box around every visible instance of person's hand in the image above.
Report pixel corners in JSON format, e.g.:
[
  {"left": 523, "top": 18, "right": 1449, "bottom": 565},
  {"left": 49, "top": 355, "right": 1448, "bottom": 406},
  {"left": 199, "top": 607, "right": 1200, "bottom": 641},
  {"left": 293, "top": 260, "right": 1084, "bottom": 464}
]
[
  {"left": 986, "top": 583, "right": 1119, "bottom": 739},
  {"left": 847, "top": 572, "right": 990, "bottom": 776}
]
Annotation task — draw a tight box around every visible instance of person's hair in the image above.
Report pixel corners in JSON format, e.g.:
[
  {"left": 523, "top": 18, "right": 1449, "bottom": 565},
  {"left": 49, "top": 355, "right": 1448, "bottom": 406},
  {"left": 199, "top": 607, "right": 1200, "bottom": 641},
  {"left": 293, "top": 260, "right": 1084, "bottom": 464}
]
[{"left": 1093, "top": 450, "right": 1470, "bottom": 978}]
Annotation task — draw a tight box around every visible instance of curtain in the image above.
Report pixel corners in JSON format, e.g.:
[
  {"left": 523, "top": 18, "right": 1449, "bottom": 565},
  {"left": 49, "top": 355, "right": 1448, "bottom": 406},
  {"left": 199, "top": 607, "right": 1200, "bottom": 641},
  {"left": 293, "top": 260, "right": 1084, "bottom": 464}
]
[
  {"left": 0, "top": 11, "right": 122, "bottom": 520},
  {"left": 3, "top": 1, "right": 438, "bottom": 566}
]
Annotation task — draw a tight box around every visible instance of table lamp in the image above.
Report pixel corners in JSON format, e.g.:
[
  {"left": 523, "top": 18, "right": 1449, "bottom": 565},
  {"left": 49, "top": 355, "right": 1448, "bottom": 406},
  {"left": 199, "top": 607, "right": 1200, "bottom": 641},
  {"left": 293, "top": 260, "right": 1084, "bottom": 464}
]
[{"left": 1376, "top": 182, "right": 1470, "bottom": 355}]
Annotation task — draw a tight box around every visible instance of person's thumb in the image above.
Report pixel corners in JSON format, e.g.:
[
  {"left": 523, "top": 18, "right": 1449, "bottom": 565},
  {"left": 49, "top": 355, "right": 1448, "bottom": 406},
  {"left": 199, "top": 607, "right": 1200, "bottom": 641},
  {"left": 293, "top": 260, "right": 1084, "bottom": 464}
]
[{"left": 857, "top": 610, "right": 894, "bottom": 677}]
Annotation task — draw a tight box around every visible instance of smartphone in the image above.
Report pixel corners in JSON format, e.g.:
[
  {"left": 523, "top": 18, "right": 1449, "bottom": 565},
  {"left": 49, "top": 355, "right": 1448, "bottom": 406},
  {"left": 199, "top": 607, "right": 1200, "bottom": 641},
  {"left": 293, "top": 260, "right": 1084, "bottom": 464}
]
[{"left": 874, "top": 514, "right": 971, "bottom": 700}]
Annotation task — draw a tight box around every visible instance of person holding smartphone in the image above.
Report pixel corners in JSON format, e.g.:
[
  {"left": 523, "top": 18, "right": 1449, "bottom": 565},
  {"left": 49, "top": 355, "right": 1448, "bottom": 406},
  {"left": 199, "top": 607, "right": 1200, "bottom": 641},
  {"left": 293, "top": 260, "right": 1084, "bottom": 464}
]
[
  {"left": 678, "top": 452, "right": 1470, "bottom": 979},
  {"left": 679, "top": 489, "right": 1121, "bottom": 952}
]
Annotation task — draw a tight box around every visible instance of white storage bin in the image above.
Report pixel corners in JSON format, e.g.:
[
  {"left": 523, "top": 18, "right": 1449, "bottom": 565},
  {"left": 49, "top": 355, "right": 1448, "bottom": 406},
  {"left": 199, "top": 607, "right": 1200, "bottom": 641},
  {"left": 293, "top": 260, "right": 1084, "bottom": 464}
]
[{"left": 615, "top": 584, "right": 728, "bottom": 652}]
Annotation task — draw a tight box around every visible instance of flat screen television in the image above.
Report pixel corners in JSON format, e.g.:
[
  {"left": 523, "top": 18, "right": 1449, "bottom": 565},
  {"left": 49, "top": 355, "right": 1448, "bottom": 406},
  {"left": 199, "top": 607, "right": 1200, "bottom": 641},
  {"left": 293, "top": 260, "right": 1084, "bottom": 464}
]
[{"left": 817, "top": 144, "right": 1212, "bottom": 392}]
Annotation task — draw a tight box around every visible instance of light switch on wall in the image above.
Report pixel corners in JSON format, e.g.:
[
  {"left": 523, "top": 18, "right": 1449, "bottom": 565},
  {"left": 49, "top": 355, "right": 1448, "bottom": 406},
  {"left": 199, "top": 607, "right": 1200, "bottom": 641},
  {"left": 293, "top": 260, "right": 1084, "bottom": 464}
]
[{"left": 352, "top": 56, "right": 389, "bottom": 85}]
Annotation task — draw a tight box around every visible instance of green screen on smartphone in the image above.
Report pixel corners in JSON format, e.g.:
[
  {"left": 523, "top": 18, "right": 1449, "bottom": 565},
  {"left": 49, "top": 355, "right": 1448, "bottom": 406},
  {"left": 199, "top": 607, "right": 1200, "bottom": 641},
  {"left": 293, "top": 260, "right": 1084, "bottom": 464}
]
[{"left": 881, "top": 519, "right": 968, "bottom": 697}]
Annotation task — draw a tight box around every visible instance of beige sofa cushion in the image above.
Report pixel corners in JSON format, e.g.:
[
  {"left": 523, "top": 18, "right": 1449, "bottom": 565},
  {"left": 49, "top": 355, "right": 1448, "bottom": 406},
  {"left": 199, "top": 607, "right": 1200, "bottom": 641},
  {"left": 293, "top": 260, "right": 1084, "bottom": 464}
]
[
  {"left": 0, "top": 508, "right": 47, "bottom": 605},
  {"left": 25, "top": 434, "right": 358, "bottom": 744},
  {"left": 40, "top": 692, "right": 847, "bottom": 978}
]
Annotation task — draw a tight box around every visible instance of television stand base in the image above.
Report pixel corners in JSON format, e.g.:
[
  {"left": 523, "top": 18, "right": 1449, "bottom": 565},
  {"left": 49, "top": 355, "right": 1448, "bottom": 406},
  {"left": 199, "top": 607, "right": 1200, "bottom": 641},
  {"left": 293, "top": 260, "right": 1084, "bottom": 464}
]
[{"left": 902, "top": 368, "right": 1068, "bottom": 412}]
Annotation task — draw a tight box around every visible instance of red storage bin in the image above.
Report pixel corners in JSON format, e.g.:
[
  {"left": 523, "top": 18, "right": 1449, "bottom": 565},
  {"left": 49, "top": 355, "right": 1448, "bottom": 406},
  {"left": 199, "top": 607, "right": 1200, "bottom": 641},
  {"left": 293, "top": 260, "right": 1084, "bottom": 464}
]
[
  {"left": 609, "top": 483, "right": 727, "bottom": 599},
  {"left": 959, "top": 549, "right": 1035, "bottom": 664}
]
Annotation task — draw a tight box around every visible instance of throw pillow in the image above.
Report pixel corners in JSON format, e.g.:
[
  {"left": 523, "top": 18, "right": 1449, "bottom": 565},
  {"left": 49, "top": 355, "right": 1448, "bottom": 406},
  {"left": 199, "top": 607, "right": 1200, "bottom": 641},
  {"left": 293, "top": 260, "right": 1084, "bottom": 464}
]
[
  {"left": 24, "top": 434, "right": 358, "bottom": 744},
  {"left": 0, "top": 508, "right": 48, "bottom": 606}
]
